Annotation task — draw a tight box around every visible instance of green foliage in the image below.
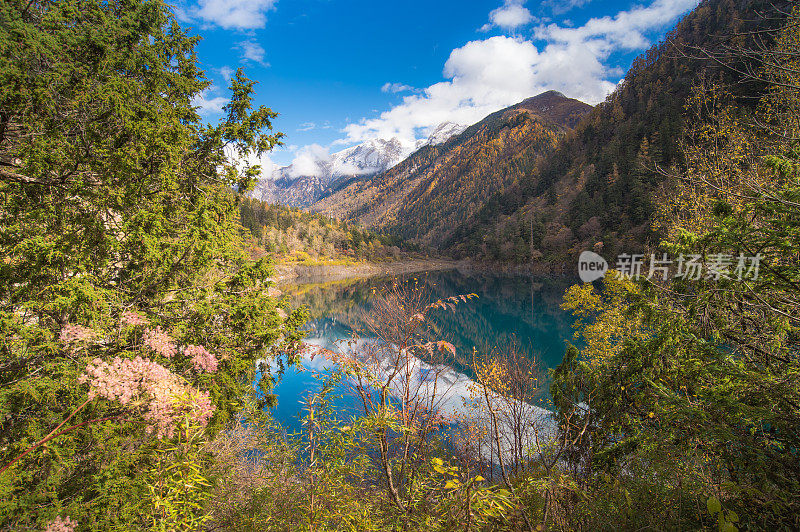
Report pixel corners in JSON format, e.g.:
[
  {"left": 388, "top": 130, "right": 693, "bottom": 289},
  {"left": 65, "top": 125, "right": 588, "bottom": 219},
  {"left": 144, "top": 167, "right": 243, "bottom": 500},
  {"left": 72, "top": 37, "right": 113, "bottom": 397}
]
[
  {"left": 546, "top": 8, "right": 800, "bottom": 530},
  {"left": 149, "top": 421, "right": 213, "bottom": 531},
  {"left": 204, "top": 387, "right": 520, "bottom": 531},
  {"left": 0, "top": 0, "right": 303, "bottom": 528},
  {"left": 429, "top": 457, "right": 515, "bottom": 529}
]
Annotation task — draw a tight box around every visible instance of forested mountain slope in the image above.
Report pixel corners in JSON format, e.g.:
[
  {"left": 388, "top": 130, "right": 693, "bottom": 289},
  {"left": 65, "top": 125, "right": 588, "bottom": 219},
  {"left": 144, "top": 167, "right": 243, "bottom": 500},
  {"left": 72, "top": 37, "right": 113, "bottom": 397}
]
[
  {"left": 445, "top": 0, "right": 783, "bottom": 264},
  {"left": 238, "top": 196, "right": 409, "bottom": 263},
  {"left": 310, "top": 91, "right": 592, "bottom": 246}
]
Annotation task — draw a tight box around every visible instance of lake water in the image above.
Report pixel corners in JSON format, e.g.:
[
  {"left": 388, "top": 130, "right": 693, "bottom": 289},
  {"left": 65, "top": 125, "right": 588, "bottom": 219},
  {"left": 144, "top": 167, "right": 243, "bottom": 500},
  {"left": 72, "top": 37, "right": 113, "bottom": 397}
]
[{"left": 265, "top": 269, "right": 578, "bottom": 435}]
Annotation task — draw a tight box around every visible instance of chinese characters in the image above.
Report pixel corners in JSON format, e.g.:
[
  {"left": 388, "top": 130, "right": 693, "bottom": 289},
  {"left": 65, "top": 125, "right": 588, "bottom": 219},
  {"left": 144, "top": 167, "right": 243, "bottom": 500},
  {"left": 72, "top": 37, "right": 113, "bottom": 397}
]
[{"left": 613, "top": 253, "right": 761, "bottom": 281}]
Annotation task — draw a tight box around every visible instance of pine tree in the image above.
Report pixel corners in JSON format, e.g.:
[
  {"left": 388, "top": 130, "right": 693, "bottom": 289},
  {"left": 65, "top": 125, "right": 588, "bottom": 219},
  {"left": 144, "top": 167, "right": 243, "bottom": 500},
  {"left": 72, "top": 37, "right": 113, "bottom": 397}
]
[{"left": 0, "top": 1, "right": 304, "bottom": 527}]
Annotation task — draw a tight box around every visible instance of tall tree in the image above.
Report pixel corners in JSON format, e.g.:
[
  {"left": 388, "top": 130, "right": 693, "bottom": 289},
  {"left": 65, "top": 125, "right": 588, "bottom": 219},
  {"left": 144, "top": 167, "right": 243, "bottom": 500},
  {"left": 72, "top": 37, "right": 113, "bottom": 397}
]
[
  {"left": 555, "top": 6, "right": 800, "bottom": 529},
  {"left": 0, "top": 0, "right": 304, "bottom": 527}
]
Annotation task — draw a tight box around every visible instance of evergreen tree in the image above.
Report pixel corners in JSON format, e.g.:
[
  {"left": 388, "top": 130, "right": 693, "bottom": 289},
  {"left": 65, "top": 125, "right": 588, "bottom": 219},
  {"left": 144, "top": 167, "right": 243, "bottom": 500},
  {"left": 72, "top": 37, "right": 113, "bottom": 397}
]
[
  {"left": 556, "top": 9, "right": 800, "bottom": 528},
  {"left": 0, "top": 1, "right": 304, "bottom": 527}
]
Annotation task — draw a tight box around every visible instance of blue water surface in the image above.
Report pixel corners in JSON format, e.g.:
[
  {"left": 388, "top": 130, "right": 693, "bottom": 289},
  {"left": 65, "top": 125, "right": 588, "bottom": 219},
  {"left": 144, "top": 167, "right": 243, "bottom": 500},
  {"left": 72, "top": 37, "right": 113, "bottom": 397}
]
[{"left": 264, "top": 269, "right": 578, "bottom": 434}]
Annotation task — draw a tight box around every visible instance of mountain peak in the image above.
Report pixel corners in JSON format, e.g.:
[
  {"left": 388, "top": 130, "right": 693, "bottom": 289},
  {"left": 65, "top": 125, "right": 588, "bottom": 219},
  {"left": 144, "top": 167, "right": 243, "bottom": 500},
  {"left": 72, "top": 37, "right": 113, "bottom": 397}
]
[
  {"left": 512, "top": 91, "right": 593, "bottom": 129},
  {"left": 252, "top": 137, "right": 412, "bottom": 207},
  {"left": 537, "top": 90, "right": 566, "bottom": 98},
  {"left": 416, "top": 122, "right": 468, "bottom": 149}
]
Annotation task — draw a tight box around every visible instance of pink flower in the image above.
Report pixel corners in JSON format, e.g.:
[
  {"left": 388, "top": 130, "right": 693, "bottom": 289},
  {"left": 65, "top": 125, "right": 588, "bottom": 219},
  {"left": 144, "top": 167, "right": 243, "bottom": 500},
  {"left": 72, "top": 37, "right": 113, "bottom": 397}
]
[
  {"left": 184, "top": 344, "right": 218, "bottom": 373},
  {"left": 44, "top": 516, "right": 77, "bottom": 532},
  {"left": 143, "top": 326, "right": 177, "bottom": 358},
  {"left": 59, "top": 324, "right": 95, "bottom": 344},
  {"left": 79, "top": 356, "right": 215, "bottom": 439},
  {"left": 121, "top": 310, "right": 148, "bottom": 327}
]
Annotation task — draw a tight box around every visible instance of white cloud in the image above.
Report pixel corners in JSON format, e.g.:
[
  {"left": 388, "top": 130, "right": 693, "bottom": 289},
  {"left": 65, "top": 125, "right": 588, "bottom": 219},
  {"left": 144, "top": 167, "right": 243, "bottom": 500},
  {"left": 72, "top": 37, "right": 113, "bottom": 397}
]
[
  {"left": 342, "top": 35, "right": 609, "bottom": 145},
  {"left": 228, "top": 145, "right": 283, "bottom": 190},
  {"left": 248, "top": 150, "right": 279, "bottom": 175},
  {"left": 297, "top": 122, "right": 316, "bottom": 131},
  {"left": 341, "top": 0, "right": 698, "bottom": 146},
  {"left": 192, "top": 87, "right": 229, "bottom": 116},
  {"left": 285, "top": 144, "right": 330, "bottom": 178},
  {"left": 237, "top": 40, "right": 269, "bottom": 66},
  {"left": 535, "top": 0, "right": 700, "bottom": 53},
  {"left": 546, "top": 0, "right": 592, "bottom": 15},
  {"left": 219, "top": 66, "right": 235, "bottom": 83},
  {"left": 480, "top": 1, "right": 534, "bottom": 32},
  {"left": 381, "top": 82, "right": 415, "bottom": 94},
  {"left": 193, "top": 0, "right": 277, "bottom": 30}
]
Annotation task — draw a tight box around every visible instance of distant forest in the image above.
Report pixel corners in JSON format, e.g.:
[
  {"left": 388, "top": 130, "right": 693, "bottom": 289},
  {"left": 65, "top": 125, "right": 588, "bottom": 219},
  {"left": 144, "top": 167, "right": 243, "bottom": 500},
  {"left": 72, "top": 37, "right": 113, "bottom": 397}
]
[{"left": 238, "top": 196, "right": 414, "bottom": 262}]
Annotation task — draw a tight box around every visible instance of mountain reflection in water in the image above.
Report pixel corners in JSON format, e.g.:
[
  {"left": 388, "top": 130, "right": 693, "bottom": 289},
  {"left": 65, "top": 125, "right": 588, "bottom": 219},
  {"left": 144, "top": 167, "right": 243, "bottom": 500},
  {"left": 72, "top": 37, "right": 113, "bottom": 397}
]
[{"left": 263, "top": 269, "right": 578, "bottom": 440}]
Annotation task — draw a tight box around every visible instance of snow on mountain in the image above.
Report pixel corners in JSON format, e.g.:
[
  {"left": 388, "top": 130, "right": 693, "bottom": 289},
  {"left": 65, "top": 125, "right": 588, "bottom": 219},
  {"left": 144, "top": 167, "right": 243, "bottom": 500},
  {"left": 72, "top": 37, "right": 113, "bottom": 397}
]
[
  {"left": 253, "top": 138, "right": 410, "bottom": 207},
  {"left": 252, "top": 123, "right": 466, "bottom": 208},
  {"left": 416, "top": 121, "right": 468, "bottom": 148},
  {"left": 327, "top": 137, "right": 408, "bottom": 180}
]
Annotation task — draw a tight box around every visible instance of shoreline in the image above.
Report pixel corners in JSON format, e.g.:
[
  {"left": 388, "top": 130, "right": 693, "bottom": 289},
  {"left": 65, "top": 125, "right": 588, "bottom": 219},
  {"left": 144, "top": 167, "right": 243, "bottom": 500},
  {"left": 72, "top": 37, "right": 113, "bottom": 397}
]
[
  {"left": 273, "top": 257, "right": 468, "bottom": 284},
  {"left": 273, "top": 256, "right": 579, "bottom": 286}
]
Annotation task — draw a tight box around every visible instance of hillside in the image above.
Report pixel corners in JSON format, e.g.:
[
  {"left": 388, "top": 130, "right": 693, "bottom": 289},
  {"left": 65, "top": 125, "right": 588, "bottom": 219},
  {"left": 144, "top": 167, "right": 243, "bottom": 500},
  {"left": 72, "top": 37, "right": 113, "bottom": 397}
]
[
  {"left": 444, "top": 0, "right": 783, "bottom": 264},
  {"left": 309, "top": 0, "right": 782, "bottom": 267},
  {"left": 310, "top": 91, "right": 592, "bottom": 247},
  {"left": 238, "top": 196, "right": 414, "bottom": 264}
]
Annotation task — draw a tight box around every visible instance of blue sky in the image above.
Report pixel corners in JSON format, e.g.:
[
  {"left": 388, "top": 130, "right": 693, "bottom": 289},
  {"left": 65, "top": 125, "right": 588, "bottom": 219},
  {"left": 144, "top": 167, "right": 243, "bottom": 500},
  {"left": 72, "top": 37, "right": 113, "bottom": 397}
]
[{"left": 171, "top": 0, "right": 700, "bottom": 170}]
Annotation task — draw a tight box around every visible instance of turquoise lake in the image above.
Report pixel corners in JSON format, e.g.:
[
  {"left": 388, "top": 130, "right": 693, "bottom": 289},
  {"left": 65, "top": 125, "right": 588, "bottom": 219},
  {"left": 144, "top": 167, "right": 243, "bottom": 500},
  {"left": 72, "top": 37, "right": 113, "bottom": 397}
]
[{"left": 266, "top": 269, "right": 578, "bottom": 433}]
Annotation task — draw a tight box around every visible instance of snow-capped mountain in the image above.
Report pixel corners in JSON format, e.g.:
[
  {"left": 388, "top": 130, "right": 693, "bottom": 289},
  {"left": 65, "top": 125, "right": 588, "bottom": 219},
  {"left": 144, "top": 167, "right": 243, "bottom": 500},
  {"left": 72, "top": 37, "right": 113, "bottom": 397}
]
[
  {"left": 331, "top": 137, "right": 408, "bottom": 177},
  {"left": 417, "top": 121, "right": 468, "bottom": 148},
  {"left": 253, "top": 124, "right": 466, "bottom": 208},
  {"left": 253, "top": 138, "right": 409, "bottom": 207}
]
